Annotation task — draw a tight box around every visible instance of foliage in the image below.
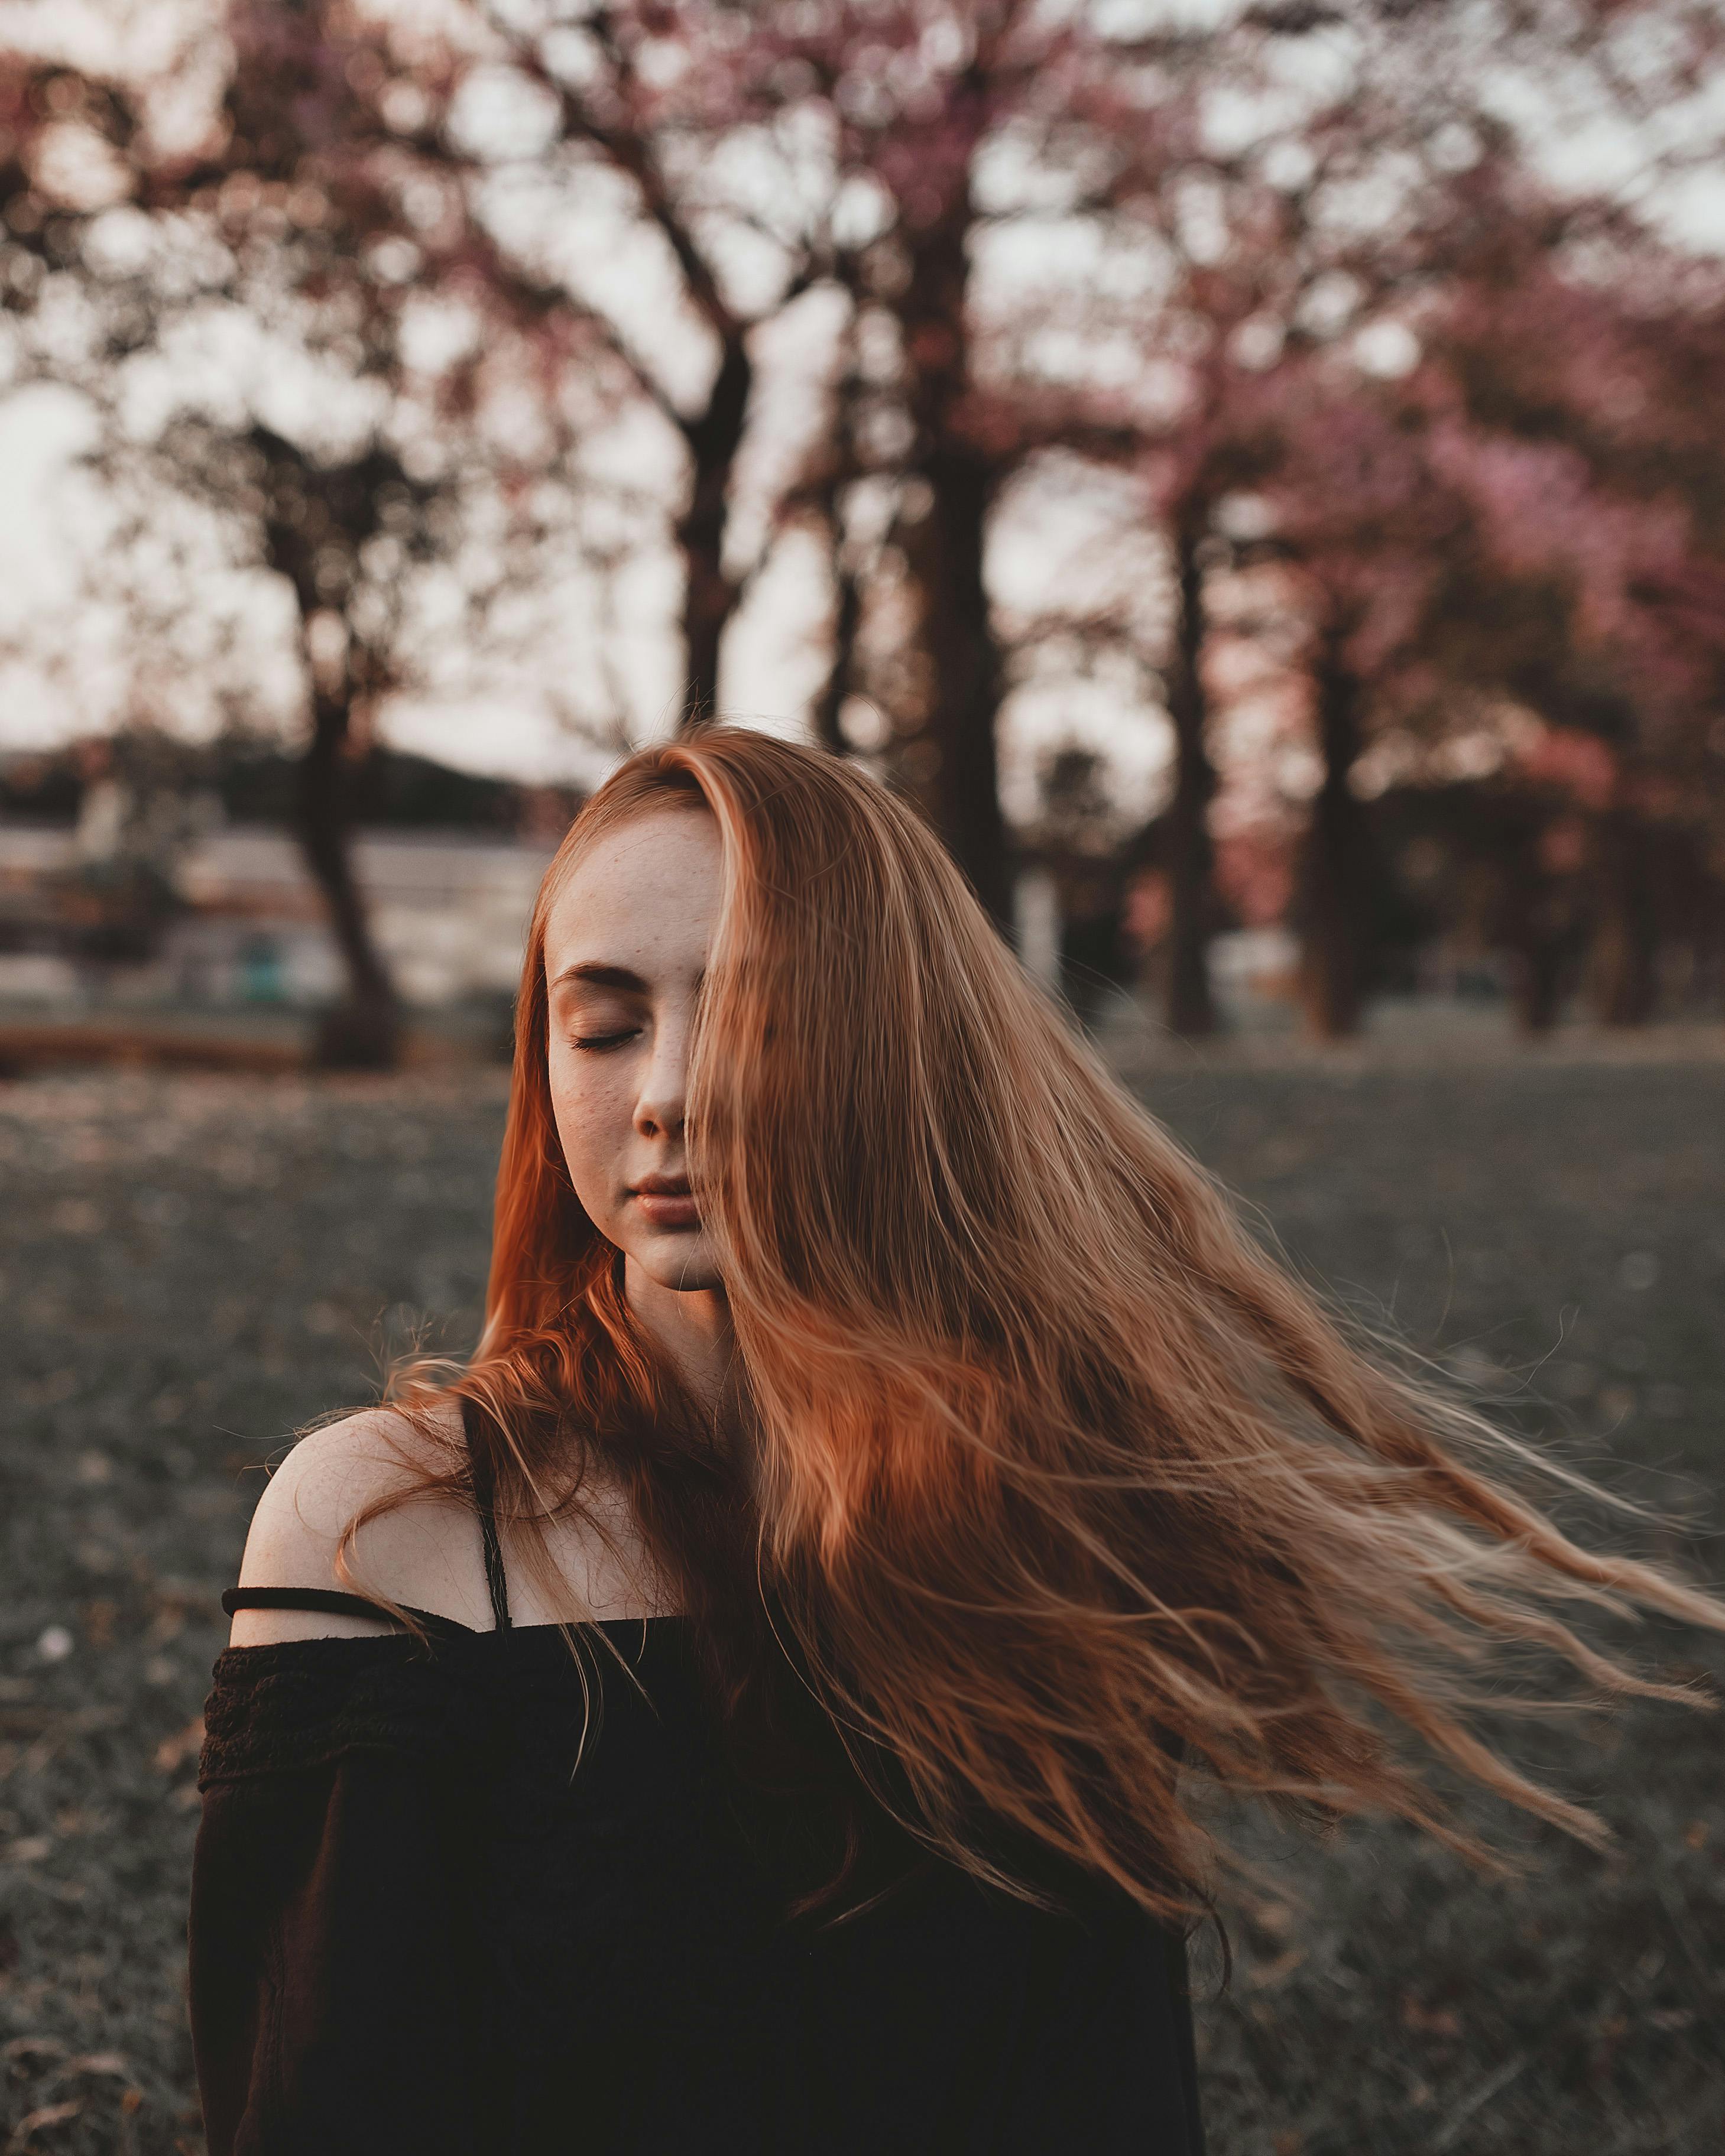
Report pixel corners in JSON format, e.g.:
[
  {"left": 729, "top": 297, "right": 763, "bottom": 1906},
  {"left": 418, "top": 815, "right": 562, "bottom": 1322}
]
[{"left": 3, "top": 1, "right": 1724, "bottom": 1033}]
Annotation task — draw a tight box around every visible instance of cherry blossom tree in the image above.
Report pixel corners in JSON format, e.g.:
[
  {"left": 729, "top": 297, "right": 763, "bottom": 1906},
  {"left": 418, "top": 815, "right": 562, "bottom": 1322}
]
[
  {"left": 1, "top": 4, "right": 631, "bottom": 1061},
  {"left": 8, "top": 0, "right": 1724, "bottom": 1011},
  {"left": 1230, "top": 202, "right": 1725, "bottom": 1040},
  {"left": 1091, "top": 0, "right": 1725, "bottom": 1031},
  {"left": 1423, "top": 217, "right": 1725, "bottom": 1025}
]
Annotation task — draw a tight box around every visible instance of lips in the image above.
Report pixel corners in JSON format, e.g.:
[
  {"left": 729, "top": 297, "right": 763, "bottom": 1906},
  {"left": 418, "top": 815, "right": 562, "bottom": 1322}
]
[{"left": 629, "top": 1175, "right": 700, "bottom": 1230}]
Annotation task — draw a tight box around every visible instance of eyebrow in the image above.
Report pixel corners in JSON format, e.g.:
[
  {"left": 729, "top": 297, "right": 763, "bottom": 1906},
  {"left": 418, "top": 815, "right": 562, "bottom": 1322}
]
[
  {"left": 549, "top": 962, "right": 650, "bottom": 993},
  {"left": 548, "top": 961, "right": 708, "bottom": 993}
]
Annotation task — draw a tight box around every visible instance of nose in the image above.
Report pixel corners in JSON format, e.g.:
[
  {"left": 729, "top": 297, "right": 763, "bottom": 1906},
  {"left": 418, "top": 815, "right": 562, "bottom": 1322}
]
[{"left": 634, "top": 1005, "right": 692, "bottom": 1139}]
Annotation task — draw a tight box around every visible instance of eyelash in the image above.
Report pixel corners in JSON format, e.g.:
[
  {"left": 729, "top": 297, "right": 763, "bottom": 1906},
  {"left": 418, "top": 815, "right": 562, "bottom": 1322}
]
[{"left": 570, "top": 1030, "right": 640, "bottom": 1053}]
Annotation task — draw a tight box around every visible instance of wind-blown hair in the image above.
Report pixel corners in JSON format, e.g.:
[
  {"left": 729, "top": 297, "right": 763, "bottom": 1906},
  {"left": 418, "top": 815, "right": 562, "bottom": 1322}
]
[{"left": 348, "top": 725, "right": 1719, "bottom": 1923}]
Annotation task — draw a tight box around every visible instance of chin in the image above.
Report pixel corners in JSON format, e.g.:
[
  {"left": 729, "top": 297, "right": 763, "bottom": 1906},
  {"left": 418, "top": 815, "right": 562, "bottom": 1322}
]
[{"left": 632, "top": 1235, "right": 725, "bottom": 1295}]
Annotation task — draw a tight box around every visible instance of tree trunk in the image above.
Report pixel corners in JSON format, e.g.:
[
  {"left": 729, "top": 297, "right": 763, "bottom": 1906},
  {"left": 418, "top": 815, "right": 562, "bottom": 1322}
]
[
  {"left": 812, "top": 540, "right": 861, "bottom": 756},
  {"left": 1587, "top": 800, "right": 1659, "bottom": 1026},
  {"left": 1162, "top": 509, "right": 1218, "bottom": 1036},
  {"left": 810, "top": 340, "right": 863, "bottom": 757},
  {"left": 922, "top": 444, "right": 1010, "bottom": 927},
  {"left": 299, "top": 690, "right": 400, "bottom": 1069},
  {"left": 1296, "top": 624, "right": 1375, "bottom": 1040},
  {"left": 1509, "top": 931, "right": 1566, "bottom": 1033},
  {"left": 896, "top": 190, "right": 1011, "bottom": 931},
  {"left": 1499, "top": 837, "right": 1571, "bottom": 1035},
  {"left": 675, "top": 335, "right": 753, "bottom": 728}
]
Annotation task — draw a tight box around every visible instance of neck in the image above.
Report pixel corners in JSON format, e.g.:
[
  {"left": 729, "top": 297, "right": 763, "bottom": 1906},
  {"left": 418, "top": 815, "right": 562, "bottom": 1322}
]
[{"left": 622, "top": 1258, "right": 737, "bottom": 1420}]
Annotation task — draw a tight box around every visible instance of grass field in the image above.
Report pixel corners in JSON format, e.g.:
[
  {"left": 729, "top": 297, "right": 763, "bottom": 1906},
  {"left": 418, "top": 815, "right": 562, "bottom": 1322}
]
[{"left": 2, "top": 1053, "right": 1721, "bottom": 2153}]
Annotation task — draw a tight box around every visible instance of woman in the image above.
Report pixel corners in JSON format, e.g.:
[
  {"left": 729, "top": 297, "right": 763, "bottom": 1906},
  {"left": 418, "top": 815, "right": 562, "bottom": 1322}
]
[{"left": 191, "top": 728, "right": 1719, "bottom": 2154}]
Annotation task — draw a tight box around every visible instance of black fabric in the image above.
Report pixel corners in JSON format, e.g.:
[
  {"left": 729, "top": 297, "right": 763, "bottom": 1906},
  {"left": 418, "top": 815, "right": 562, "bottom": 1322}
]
[
  {"left": 197, "top": 1407, "right": 1205, "bottom": 2154},
  {"left": 191, "top": 1617, "right": 1207, "bottom": 2155},
  {"left": 221, "top": 1586, "right": 474, "bottom": 1642}
]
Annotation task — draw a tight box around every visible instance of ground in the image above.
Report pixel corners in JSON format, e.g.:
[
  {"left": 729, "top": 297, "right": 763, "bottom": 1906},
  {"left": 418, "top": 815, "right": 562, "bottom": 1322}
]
[{"left": 1, "top": 1046, "right": 1721, "bottom": 2154}]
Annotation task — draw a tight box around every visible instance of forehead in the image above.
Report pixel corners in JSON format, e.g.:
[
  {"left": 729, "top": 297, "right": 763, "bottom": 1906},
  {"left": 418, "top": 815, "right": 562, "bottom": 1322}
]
[{"left": 543, "top": 805, "right": 721, "bottom": 983}]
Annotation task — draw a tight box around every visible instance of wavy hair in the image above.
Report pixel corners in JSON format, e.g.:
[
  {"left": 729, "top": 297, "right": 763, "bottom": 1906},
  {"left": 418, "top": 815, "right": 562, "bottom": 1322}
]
[{"left": 340, "top": 725, "right": 1720, "bottom": 1923}]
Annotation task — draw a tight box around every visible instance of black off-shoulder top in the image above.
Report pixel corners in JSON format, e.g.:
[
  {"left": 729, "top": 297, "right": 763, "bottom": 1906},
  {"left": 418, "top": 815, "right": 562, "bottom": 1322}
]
[{"left": 190, "top": 1427, "right": 1207, "bottom": 2156}]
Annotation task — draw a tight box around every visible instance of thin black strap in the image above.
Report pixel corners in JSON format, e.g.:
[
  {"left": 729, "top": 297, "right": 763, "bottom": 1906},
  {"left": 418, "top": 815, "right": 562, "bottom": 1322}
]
[
  {"left": 221, "top": 1586, "right": 475, "bottom": 1642},
  {"left": 459, "top": 1395, "right": 513, "bottom": 1634}
]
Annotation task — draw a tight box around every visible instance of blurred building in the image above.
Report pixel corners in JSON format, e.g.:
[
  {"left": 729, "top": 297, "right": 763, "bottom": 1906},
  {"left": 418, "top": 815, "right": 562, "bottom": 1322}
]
[
  {"left": 0, "top": 821, "right": 557, "bottom": 1011},
  {"left": 172, "top": 829, "right": 558, "bottom": 1008}
]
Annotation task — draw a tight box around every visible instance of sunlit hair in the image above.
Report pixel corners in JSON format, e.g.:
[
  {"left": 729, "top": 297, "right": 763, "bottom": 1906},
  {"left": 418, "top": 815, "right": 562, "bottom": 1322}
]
[{"left": 343, "top": 725, "right": 1720, "bottom": 1924}]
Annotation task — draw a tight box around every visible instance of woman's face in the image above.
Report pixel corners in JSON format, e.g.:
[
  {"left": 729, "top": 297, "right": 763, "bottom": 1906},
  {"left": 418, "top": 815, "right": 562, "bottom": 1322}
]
[{"left": 543, "top": 806, "right": 725, "bottom": 1295}]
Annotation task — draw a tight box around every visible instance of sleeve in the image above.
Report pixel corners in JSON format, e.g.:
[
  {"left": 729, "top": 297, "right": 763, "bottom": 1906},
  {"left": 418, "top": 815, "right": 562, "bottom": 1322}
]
[{"left": 188, "top": 1644, "right": 488, "bottom": 2156}]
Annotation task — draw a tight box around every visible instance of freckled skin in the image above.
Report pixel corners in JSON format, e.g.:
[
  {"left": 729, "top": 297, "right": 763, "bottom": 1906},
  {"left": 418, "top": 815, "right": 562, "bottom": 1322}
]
[{"left": 542, "top": 808, "right": 734, "bottom": 1405}]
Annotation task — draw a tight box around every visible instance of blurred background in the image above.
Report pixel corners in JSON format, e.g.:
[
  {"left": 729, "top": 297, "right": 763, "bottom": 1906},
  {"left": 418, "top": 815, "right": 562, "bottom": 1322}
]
[{"left": 1, "top": 3, "right": 1722, "bottom": 2152}]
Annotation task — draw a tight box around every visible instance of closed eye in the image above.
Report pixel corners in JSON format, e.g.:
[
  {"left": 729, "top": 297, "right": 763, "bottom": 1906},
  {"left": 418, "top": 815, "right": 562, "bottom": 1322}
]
[{"left": 570, "top": 1030, "right": 640, "bottom": 1052}]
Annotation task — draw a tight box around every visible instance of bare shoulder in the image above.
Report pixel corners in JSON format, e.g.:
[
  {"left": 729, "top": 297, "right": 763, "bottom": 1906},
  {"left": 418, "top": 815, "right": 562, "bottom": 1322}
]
[{"left": 228, "top": 1400, "right": 487, "bottom": 1646}]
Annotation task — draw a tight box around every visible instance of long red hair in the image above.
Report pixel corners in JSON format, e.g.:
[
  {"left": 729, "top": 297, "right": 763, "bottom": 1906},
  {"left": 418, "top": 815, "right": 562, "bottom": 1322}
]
[{"left": 339, "top": 725, "right": 1720, "bottom": 1921}]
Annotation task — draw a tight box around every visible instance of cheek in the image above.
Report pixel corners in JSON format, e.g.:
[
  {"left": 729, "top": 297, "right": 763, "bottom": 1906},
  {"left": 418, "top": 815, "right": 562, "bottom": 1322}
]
[{"left": 546, "top": 1047, "right": 633, "bottom": 1219}]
